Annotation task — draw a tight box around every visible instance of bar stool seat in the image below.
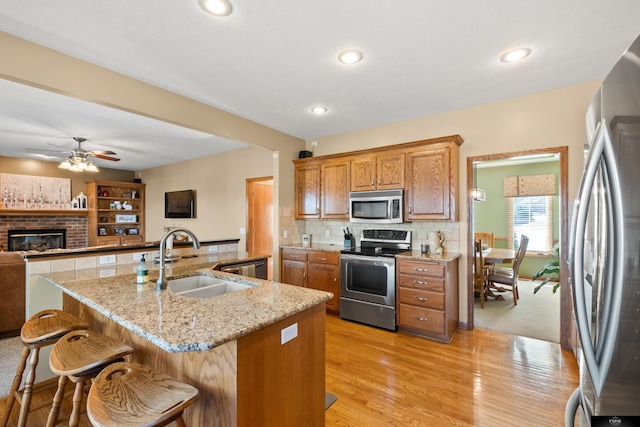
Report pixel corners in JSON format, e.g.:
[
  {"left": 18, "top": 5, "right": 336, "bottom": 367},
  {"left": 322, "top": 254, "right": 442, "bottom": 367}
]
[
  {"left": 87, "top": 362, "right": 199, "bottom": 427},
  {"left": 47, "top": 329, "right": 134, "bottom": 427},
  {"left": 0, "top": 309, "right": 89, "bottom": 427}
]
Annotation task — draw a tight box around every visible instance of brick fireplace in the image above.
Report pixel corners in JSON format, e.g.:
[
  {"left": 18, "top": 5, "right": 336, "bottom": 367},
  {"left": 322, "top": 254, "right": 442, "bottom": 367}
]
[{"left": 0, "top": 215, "right": 87, "bottom": 251}]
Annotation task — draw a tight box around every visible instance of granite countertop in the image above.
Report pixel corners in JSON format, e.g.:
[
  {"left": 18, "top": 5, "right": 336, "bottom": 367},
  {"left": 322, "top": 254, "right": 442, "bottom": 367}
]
[
  {"left": 396, "top": 250, "right": 461, "bottom": 262},
  {"left": 21, "top": 239, "right": 241, "bottom": 259},
  {"left": 41, "top": 255, "right": 331, "bottom": 353}
]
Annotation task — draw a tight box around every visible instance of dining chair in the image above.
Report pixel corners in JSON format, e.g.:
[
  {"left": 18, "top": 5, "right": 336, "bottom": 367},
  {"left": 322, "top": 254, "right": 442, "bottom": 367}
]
[
  {"left": 474, "top": 232, "right": 494, "bottom": 249},
  {"left": 473, "top": 239, "right": 489, "bottom": 308},
  {"left": 486, "top": 234, "right": 529, "bottom": 305}
]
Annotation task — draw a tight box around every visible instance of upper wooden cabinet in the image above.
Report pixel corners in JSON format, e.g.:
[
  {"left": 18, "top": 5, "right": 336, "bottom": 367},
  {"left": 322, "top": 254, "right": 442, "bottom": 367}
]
[
  {"left": 294, "top": 163, "right": 321, "bottom": 219},
  {"left": 293, "top": 135, "right": 463, "bottom": 221},
  {"left": 406, "top": 140, "right": 460, "bottom": 221},
  {"left": 321, "top": 160, "right": 350, "bottom": 219},
  {"left": 350, "top": 152, "right": 405, "bottom": 192}
]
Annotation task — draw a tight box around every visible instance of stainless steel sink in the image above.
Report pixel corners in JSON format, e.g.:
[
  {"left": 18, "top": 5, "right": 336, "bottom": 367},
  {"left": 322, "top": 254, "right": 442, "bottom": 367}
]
[{"left": 168, "top": 275, "right": 252, "bottom": 298}]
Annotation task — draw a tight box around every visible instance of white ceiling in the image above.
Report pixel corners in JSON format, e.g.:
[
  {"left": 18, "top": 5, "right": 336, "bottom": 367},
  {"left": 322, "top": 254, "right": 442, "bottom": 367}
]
[{"left": 1, "top": 0, "right": 640, "bottom": 171}]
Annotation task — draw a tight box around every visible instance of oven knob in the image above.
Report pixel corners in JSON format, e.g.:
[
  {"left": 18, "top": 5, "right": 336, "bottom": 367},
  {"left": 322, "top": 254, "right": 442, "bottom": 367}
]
[{"left": 375, "top": 247, "right": 382, "bottom": 254}]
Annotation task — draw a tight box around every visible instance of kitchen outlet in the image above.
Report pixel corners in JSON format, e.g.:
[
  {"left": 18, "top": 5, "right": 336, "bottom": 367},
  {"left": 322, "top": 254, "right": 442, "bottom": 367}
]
[
  {"left": 132, "top": 252, "right": 144, "bottom": 260},
  {"left": 99, "top": 255, "right": 116, "bottom": 265},
  {"left": 239, "top": 227, "right": 246, "bottom": 235},
  {"left": 325, "top": 230, "right": 330, "bottom": 238},
  {"left": 281, "top": 323, "right": 298, "bottom": 345},
  {"left": 283, "top": 230, "right": 288, "bottom": 238},
  {"left": 208, "top": 245, "right": 218, "bottom": 252}
]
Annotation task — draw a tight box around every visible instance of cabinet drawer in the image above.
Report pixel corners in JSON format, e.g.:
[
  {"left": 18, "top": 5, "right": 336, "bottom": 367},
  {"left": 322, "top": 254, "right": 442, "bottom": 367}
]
[
  {"left": 398, "top": 303, "right": 445, "bottom": 335},
  {"left": 397, "top": 274, "right": 445, "bottom": 292},
  {"left": 308, "top": 251, "right": 339, "bottom": 265},
  {"left": 398, "top": 260, "right": 445, "bottom": 278},
  {"left": 282, "top": 249, "right": 308, "bottom": 262},
  {"left": 398, "top": 288, "right": 444, "bottom": 310}
]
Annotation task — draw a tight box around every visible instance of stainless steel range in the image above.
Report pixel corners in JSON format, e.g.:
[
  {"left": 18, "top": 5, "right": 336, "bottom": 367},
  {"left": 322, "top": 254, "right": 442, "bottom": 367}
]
[{"left": 340, "top": 229, "right": 411, "bottom": 330}]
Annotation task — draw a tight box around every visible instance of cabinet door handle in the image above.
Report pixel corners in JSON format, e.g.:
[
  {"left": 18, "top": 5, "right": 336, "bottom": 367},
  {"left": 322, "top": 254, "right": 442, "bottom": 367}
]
[
  {"left": 378, "top": 178, "right": 381, "bottom": 186},
  {"left": 318, "top": 257, "right": 326, "bottom": 261},
  {"left": 413, "top": 280, "right": 428, "bottom": 285},
  {"left": 408, "top": 206, "right": 412, "bottom": 214},
  {"left": 370, "top": 179, "right": 375, "bottom": 187},
  {"left": 290, "top": 255, "right": 298, "bottom": 259},
  {"left": 413, "top": 267, "right": 428, "bottom": 272},
  {"left": 416, "top": 317, "right": 429, "bottom": 322},
  {"left": 414, "top": 296, "right": 428, "bottom": 301}
]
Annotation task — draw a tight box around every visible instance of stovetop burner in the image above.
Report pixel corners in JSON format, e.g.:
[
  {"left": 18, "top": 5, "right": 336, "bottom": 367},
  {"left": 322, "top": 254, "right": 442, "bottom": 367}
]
[{"left": 340, "top": 229, "right": 411, "bottom": 257}]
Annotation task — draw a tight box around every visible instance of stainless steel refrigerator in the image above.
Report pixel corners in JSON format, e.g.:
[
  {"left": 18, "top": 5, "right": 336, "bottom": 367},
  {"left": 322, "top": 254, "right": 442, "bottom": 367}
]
[{"left": 565, "top": 34, "right": 640, "bottom": 426}]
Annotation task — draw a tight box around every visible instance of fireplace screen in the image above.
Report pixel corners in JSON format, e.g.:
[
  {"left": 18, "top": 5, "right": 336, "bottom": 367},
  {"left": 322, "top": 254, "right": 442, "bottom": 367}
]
[{"left": 8, "top": 229, "right": 66, "bottom": 252}]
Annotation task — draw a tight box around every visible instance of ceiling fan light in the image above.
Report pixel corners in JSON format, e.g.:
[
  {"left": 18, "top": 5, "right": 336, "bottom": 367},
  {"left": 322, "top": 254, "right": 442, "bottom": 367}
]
[
  {"left": 86, "top": 162, "right": 99, "bottom": 172},
  {"left": 58, "top": 159, "right": 71, "bottom": 169},
  {"left": 77, "top": 161, "right": 88, "bottom": 170},
  {"left": 69, "top": 163, "right": 82, "bottom": 172}
]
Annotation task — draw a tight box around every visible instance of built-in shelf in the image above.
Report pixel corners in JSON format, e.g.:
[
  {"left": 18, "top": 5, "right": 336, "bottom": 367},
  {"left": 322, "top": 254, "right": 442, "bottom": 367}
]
[{"left": 0, "top": 209, "right": 89, "bottom": 217}]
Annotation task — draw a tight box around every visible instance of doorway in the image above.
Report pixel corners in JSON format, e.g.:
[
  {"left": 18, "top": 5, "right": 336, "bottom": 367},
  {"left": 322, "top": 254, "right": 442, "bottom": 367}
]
[
  {"left": 466, "top": 146, "right": 571, "bottom": 350},
  {"left": 247, "top": 177, "right": 274, "bottom": 280}
]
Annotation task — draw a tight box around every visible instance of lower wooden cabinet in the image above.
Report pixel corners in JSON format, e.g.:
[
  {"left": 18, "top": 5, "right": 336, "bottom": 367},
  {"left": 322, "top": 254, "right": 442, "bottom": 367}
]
[
  {"left": 397, "top": 256, "right": 459, "bottom": 342},
  {"left": 281, "top": 248, "right": 340, "bottom": 312}
]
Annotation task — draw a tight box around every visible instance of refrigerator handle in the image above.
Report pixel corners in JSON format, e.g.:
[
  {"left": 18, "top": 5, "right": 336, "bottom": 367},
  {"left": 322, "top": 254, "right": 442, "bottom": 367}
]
[{"left": 571, "top": 119, "right": 624, "bottom": 397}]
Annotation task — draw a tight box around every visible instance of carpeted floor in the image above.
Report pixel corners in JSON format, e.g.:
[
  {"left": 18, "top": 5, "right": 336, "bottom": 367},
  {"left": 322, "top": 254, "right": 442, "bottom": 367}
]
[
  {"left": 0, "top": 336, "right": 23, "bottom": 397},
  {"left": 474, "top": 279, "right": 560, "bottom": 343}
]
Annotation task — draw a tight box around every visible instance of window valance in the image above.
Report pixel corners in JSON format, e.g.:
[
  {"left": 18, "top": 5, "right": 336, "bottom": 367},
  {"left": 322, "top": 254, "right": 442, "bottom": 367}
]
[{"left": 504, "top": 174, "right": 556, "bottom": 197}]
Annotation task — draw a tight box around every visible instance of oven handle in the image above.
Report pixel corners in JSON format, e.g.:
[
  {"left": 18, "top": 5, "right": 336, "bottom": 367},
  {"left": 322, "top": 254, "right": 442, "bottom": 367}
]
[{"left": 340, "top": 254, "right": 395, "bottom": 265}]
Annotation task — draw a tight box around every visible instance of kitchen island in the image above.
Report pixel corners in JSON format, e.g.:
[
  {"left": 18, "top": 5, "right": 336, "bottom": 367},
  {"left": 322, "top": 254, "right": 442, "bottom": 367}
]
[{"left": 40, "top": 262, "right": 331, "bottom": 426}]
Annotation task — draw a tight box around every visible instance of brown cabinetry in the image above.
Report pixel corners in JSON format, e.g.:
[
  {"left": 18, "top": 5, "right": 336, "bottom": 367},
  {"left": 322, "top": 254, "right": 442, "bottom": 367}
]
[
  {"left": 280, "top": 248, "right": 340, "bottom": 312},
  {"left": 293, "top": 135, "right": 463, "bottom": 222},
  {"left": 351, "top": 152, "right": 405, "bottom": 192},
  {"left": 294, "top": 163, "right": 321, "bottom": 219},
  {"left": 397, "top": 256, "right": 459, "bottom": 342},
  {"left": 86, "top": 180, "right": 146, "bottom": 246},
  {"left": 405, "top": 138, "right": 461, "bottom": 221},
  {"left": 321, "top": 160, "right": 350, "bottom": 220}
]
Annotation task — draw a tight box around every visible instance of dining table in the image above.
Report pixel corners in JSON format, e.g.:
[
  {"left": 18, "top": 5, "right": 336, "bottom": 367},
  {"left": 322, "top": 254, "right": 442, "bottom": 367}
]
[{"left": 481, "top": 247, "right": 516, "bottom": 301}]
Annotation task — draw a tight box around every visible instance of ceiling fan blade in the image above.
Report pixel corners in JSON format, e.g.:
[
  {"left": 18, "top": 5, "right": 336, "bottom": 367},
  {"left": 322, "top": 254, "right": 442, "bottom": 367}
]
[
  {"left": 88, "top": 150, "right": 117, "bottom": 155},
  {"left": 91, "top": 153, "right": 120, "bottom": 162}
]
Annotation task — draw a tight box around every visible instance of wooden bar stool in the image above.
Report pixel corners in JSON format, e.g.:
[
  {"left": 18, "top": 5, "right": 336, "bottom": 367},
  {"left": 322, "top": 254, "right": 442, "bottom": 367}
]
[
  {"left": 0, "top": 309, "right": 89, "bottom": 427},
  {"left": 46, "top": 329, "right": 134, "bottom": 427},
  {"left": 87, "top": 362, "right": 199, "bottom": 427}
]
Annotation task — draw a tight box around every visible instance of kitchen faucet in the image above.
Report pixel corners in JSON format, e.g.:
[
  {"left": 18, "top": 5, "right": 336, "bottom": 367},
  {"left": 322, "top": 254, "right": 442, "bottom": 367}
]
[{"left": 156, "top": 227, "right": 201, "bottom": 290}]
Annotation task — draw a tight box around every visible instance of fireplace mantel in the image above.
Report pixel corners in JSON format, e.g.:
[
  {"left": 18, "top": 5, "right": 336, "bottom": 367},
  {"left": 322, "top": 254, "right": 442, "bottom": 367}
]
[{"left": 0, "top": 209, "right": 89, "bottom": 217}]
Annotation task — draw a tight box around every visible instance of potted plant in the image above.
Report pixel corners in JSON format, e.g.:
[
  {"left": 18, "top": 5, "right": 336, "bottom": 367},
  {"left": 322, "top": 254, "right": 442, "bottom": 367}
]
[{"left": 532, "top": 243, "right": 560, "bottom": 294}]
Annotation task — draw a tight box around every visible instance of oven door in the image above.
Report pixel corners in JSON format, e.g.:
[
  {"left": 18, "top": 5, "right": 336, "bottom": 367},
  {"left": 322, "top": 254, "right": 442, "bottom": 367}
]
[{"left": 340, "top": 254, "right": 395, "bottom": 306}]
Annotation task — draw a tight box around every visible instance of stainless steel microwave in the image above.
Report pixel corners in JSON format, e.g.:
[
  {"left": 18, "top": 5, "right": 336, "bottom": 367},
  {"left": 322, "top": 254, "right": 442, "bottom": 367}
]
[{"left": 349, "top": 189, "right": 403, "bottom": 224}]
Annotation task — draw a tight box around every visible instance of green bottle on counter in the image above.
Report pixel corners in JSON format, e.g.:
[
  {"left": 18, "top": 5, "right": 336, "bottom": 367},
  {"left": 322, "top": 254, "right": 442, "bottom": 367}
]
[{"left": 137, "top": 254, "right": 149, "bottom": 284}]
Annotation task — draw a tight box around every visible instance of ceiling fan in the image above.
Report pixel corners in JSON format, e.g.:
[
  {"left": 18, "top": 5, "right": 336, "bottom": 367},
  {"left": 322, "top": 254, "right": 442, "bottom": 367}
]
[{"left": 29, "top": 137, "right": 120, "bottom": 172}]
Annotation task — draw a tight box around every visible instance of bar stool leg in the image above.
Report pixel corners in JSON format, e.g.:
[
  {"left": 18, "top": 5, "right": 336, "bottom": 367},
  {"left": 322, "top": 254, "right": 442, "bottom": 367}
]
[
  {"left": 45, "top": 375, "right": 68, "bottom": 427},
  {"left": 0, "top": 346, "right": 30, "bottom": 426},
  {"left": 17, "top": 347, "right": 40, "bottom": 427},
  {"left": 69, "top": 381, "right": 86, "bottom": 427}
]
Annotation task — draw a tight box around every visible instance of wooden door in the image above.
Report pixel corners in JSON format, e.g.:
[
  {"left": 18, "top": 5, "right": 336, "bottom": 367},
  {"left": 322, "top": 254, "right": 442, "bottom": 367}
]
[
  {"left": 247, "top": 177, "right": 273, "bottom": 279},
  {"left": 376, "top": 152, "right": 405, "bottom": 190},
  {"left": 406, "top": 146, "right": 452, "bottom": 220},
  {"left": 282, "top": 260, "right": 307, "bottom": 287},
  {"left": 321, "top": 160, "right": 350, "bottom": 219},
  {"left": 350, "top": 157, "right": 376, "bottom": 191},
  {"left": 295, "top": 163, "right": 321, "bottom": 219}
]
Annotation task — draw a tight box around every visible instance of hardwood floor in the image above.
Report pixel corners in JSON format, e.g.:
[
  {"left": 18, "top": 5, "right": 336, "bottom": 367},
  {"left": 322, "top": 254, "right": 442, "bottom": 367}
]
[
  {"left": 1, "top": 313, "right": 579, "bottom": 426},
  {"left": 325, "top": 313, "right": 579, "bottom": 426}
]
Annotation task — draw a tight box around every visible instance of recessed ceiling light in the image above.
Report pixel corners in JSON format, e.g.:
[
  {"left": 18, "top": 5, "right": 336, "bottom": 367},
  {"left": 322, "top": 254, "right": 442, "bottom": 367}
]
[
  {"left": 338, "top": 50, "right": 364, "bottom": 64},
  {"left": 198, "top": 0, "right": 233, "bottom": 16},
  {"left": 311, "top": 106, "right": 328, "bottom": 114},
  {"left": 500, "top": 47, "right": 531, "bottom": 63}
]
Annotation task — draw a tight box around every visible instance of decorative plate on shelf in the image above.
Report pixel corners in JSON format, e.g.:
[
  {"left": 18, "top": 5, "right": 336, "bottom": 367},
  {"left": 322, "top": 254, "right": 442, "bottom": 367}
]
[{"left": 99, "top": 216, "right": 108, "bottom": 223}]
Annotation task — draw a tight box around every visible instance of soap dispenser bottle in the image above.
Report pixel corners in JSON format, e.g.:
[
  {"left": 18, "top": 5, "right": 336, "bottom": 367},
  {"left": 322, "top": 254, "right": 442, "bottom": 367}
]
[{"left": 137, "top": 255, "right": 149, "bottom": 284}]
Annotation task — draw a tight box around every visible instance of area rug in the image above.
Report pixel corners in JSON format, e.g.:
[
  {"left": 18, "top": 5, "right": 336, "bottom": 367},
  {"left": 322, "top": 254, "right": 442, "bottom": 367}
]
[
  {"left": 0, "top": 336, "right": 23, "bottom": 397},
  {"left": 325, "top": 392, "right": 337, "bottom": 410},
  {"left": 474, "top": 279, "right": 560, "bottom": 343}
]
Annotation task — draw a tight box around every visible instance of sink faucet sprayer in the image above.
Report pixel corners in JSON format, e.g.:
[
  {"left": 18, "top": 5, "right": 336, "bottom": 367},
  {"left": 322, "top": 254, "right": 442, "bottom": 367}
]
[{"left": 156, "top": 228, "right": 201, "bottom": 291}]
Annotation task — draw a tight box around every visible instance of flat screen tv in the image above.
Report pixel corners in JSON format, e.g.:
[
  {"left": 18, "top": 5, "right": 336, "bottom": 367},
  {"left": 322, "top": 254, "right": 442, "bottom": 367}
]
[{"left": 165, "top": 190, "right": 195, "bottom": 218}]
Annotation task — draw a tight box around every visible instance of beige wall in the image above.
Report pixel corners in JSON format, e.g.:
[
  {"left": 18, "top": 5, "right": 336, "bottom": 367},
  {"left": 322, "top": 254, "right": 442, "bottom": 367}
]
[{"left": 140, "top": 146, "right": 274, "bottom": 247}]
